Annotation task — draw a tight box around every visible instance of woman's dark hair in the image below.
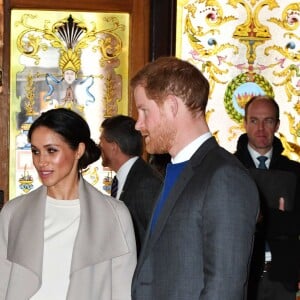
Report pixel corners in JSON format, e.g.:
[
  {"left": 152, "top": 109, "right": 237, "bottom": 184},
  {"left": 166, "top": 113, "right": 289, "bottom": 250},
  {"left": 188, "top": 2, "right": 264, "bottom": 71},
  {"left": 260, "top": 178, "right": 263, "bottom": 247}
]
[{"left": 28, "top": 108, "right": 101, "bottom": 170}]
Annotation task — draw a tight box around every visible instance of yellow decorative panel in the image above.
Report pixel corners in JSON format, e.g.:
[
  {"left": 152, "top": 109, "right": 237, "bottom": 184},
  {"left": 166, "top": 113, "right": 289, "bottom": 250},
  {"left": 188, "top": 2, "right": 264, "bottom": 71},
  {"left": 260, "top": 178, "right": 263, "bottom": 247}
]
[
  {"left": 10, "top": 9, "right": 130, "bottom": 198},
  {"left": 176, "top": 0, "right": 300, "bottom": 161}
]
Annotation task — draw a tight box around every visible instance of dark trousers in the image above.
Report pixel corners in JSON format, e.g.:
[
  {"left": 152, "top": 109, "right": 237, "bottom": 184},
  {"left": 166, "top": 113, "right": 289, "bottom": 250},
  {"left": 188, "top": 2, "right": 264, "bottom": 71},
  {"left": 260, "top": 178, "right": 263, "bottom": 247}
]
[{"left": 255, "top": 272, "right": 296, "bottom": 300}]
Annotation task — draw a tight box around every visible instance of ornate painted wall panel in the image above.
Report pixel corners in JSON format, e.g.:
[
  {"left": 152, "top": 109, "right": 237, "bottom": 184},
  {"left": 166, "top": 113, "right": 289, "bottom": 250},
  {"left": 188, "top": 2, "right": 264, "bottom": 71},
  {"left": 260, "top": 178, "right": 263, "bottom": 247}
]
[
  {"left": 176, "top": 0, "right": 300, "bottom": 160},
  {"left": 10, "top": 9, "right": 130, "bottom": 198}
]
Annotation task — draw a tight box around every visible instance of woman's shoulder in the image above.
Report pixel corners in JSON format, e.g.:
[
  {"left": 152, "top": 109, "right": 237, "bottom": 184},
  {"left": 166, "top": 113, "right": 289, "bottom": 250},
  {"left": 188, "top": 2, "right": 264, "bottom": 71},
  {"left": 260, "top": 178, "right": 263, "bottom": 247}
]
[
  {"left": 1, "top": 186, "right": 45, "bottom": 217},
  {"left": 5, "top": 186, "right": 43, "bottom": 205},
  {"left": 82, "top": 179, "right": 129, "bottom": 211},
  {"left": 94, "top": 190, "right": 129, "bottom": 215},
  {"left": 82, "top": 181, "right": 133, "bottom": 233}
]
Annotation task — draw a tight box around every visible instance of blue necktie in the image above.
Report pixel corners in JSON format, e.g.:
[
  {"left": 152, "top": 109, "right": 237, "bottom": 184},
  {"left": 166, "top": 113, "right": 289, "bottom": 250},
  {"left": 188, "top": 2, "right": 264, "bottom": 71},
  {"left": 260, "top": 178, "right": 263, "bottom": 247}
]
[
  {"left": 150, "top": 161, "right": 187, "bottom": 232},
  {"left": 257, "top": 156, "right": 268, "bottom": 169},
  {"left": 110, "top": 176, "right": 118, "bottom": 198}
]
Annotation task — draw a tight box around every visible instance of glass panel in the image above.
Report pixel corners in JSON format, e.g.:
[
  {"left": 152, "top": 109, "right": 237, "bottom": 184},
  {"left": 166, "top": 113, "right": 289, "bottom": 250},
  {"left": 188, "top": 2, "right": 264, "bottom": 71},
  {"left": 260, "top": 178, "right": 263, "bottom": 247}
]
[
  {"left": 176, "top": 0, "right": 300, "bottom": 161},
  {"left": 10, "top": 9, "right": 130, "bottom": 198}
]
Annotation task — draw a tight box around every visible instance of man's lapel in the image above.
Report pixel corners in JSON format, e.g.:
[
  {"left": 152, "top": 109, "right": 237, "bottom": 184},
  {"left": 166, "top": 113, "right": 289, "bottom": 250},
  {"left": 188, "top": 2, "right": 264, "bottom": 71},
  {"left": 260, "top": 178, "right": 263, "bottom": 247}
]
[{"left": 134, "top": 137, "right": 218, "bottom": 278}]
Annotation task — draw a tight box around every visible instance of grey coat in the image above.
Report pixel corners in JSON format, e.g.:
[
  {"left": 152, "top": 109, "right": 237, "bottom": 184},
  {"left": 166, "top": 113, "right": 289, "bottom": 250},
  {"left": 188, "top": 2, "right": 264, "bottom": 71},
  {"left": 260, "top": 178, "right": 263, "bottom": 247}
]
[
  {"left": 0, "top": 177, "right": 136, "bottom": 300},
  {"left": 132, "top": 137, "right": 259, "bottom": 300}
]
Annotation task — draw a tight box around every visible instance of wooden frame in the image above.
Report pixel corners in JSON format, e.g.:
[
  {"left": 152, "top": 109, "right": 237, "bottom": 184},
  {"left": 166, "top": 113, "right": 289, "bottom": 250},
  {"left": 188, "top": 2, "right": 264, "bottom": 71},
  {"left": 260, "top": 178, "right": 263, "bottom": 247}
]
[
  {"left": 150, "top": 0, "right": 176, "bottom": 60},
  {"left": 0, "top": 0, "right": 150, "bottom": 202}
]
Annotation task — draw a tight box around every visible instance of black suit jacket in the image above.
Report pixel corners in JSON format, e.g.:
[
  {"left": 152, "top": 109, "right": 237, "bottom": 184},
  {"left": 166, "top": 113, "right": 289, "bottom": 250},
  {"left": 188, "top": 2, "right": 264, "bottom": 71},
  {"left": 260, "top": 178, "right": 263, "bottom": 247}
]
[
  {"left": 120, "top": 157, "right": 162, "bottom": 255},
  {"left": 235, "top": 133, "right": 300, "bottom": 294}
]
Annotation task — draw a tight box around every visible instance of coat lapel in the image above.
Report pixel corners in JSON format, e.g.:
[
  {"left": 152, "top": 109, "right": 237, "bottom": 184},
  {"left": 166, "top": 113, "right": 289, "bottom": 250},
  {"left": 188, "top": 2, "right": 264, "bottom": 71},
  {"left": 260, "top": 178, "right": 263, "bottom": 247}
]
[
  {"left": 8, "top": 178, "right": 130, "bottom": 279},
  {"left": 70, "top": 178, "right": 130, "bottom": 273},
  {"left": 7, "top": 186, "right": 46, "bottom": 278},
  {"left": 148, "top": 163, "right": 193, "bottom": 248},
  {"left": 133, "top": 165, "right": 194, "bottom": 282},
  {"left": 134, "top": 137, "right": 218, "bottom": 278},
  {"left": 119, "top": 158, "right": 141, "bottom": 201},
  {"left": 6, "top": 186, "right": 47, "bottom": 298}
]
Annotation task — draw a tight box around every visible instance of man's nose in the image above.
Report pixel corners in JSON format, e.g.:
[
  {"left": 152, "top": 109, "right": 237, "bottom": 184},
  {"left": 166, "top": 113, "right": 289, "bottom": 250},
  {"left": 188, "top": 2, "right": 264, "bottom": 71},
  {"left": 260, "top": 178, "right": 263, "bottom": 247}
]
[
  {"left": 257, "top": 120, "right": 265, "bottom": 130},
  {"left": 135, "top": 117, "right": 143, "bottom": 131}
]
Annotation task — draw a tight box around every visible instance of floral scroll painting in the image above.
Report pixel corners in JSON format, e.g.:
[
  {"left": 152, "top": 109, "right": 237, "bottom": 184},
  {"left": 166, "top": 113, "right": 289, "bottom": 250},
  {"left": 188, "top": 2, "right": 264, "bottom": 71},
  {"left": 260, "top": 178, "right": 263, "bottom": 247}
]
[
  {"left": 10, "top": 10, "right": 130, "bottom": 198},
  {"left": 176, "top": 0, "right": 300, "bottom": 161}
]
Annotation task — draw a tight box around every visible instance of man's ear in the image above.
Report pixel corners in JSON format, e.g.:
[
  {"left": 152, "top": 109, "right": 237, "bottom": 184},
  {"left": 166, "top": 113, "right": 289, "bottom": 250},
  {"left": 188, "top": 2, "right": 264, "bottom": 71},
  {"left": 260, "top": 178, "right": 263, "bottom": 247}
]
[
  {"left": 111, "top": 141, "right": 120, "bottom": 153},
  {"left": 166, "top": 95, "right": 178, "bottom": 117},
  {"left": 275, "top": 120, "right": 280, "bottom": 132}
]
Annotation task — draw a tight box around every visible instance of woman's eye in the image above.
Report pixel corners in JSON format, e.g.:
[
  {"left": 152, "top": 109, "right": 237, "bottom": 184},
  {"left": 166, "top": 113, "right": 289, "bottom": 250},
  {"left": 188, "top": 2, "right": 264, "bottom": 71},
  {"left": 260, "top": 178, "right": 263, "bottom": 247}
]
[
  {"left": 48, "top": 148, "right": 58, "bottom": 153},
  {"left": 31, "top": 148, "right": 39, "bottom": 155}
]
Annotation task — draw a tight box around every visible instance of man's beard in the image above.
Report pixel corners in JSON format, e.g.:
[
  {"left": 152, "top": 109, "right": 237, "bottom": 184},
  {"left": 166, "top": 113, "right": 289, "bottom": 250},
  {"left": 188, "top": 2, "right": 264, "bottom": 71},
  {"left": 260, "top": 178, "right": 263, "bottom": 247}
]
[{"left": 145, "top": 119, "right": 176, "bottom": 154}]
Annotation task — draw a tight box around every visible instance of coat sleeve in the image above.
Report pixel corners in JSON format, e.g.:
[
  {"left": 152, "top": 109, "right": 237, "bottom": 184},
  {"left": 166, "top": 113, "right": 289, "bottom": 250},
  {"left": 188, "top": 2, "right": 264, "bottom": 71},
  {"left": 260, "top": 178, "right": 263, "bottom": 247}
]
[
  {"left": 0, "top": 204, "right": 12, "bottom": 300},
  {"left": 112, "top": 203, "right": 137, "bottom": 300},
  {"left": 200, "top": 164, "right": 259, "bottom": 299}
]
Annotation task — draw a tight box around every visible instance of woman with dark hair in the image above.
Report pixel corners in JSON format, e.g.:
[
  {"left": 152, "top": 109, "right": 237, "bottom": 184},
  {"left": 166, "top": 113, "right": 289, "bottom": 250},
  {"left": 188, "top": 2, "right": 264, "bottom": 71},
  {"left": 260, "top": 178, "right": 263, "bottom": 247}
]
[{"left": 0, "top": 108, "right": 136, "bottom": 300}]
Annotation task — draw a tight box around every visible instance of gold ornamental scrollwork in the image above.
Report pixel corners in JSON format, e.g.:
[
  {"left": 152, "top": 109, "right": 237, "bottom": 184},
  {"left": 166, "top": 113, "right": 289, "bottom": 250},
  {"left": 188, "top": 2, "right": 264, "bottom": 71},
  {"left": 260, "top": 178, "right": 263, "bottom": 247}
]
[
  {"left": 15, "top": 13, "right": 126, "bottom": 116},
  {"left": 10, "top": 10, "right": 130, "bottom": 198}
]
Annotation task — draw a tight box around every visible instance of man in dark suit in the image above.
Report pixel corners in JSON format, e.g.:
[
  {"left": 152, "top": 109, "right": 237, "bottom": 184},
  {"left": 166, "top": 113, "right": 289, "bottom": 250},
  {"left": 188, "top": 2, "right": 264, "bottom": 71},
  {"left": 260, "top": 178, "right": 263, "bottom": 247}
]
[
  {"left": 100, "top": 115, "right": 162, "bottom": 255},
  {"left": 235, "top": 95, "right": 300, "bottom": 300},
  {"left": 130, "top": 56, "right": 259, "bottom": 299}
]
